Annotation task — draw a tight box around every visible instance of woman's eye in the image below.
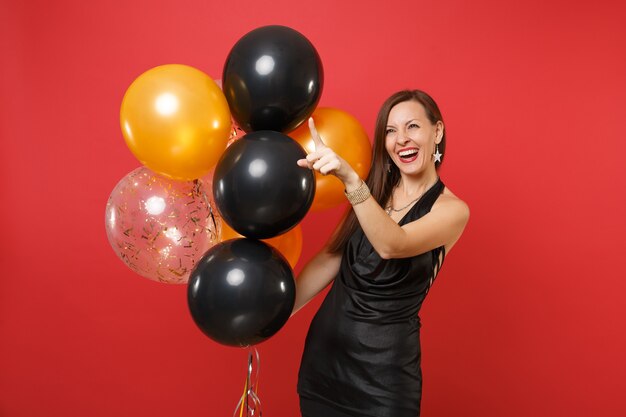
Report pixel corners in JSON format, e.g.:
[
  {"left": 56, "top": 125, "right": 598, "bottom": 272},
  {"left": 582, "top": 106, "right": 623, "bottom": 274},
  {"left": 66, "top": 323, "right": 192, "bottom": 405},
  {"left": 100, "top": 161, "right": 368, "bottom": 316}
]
[
  {"left": 408, "top": 123, "right": 419, "bottom": 129},
  {"left": 385, "top": 128, "right": 395, "bottom": 135}
]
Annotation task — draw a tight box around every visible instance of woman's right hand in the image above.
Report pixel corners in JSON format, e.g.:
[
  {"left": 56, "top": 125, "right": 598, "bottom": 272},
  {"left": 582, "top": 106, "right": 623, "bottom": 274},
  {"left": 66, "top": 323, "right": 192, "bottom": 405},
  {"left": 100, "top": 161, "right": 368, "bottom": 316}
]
[{"left": 297, "top": 118, "right": 362, "bottom": 191}]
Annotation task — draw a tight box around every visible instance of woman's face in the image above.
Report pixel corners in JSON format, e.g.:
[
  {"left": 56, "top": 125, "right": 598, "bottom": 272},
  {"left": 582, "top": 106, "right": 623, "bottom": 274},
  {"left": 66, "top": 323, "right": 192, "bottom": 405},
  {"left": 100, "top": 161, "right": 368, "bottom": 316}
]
[{"left": 384, "top": 100, "right": 443, "bottom": 176}]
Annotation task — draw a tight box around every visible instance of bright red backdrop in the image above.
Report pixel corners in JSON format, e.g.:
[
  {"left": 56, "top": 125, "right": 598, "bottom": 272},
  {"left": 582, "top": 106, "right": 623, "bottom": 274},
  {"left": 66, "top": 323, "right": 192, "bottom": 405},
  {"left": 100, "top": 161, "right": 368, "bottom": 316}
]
[{"left": 1, "top": 0, "right": 625, "bottom": 416}]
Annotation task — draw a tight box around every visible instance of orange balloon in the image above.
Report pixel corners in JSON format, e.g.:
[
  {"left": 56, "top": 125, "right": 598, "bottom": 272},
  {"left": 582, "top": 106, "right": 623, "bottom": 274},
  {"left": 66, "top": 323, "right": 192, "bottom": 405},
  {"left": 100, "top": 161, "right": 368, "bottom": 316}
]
[
  {"left": 290, "top": 107, "right": 372, "bottom": 211},
  {"left": 220, "top": 223, "right": 303, "bottom": 269},
  {"left": 120, "top": 64, "right": 231, "bottom": 181}
]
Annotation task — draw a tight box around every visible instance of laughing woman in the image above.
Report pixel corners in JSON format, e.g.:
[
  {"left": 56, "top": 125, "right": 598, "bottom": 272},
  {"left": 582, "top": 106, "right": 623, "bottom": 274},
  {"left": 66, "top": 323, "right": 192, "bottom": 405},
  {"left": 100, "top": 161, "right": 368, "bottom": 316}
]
[{"left": 294, "top": 90, "right": 470, "bottom": 417}]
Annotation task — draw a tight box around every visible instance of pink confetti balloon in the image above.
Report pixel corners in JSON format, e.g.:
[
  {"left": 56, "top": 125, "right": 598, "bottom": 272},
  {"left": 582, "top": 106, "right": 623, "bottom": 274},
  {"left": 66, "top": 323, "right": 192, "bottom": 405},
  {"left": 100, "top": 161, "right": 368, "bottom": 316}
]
[{"left": 105, "top": 167, "right": 220, "bottom": 284}]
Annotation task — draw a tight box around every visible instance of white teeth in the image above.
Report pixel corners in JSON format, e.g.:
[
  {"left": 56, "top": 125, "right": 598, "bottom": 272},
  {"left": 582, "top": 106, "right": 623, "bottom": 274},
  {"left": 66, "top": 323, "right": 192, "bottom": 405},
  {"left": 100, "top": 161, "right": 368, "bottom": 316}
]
[{"left": 398, "top": 149, "right": 418, "bottom": 157}]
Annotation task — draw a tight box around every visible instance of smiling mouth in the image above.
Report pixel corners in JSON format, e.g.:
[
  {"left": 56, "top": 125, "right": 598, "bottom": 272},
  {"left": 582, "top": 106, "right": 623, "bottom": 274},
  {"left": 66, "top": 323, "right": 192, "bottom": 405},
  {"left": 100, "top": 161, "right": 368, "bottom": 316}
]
[{"left": 398, "top": 149, "right": 419, "bottom": 162}]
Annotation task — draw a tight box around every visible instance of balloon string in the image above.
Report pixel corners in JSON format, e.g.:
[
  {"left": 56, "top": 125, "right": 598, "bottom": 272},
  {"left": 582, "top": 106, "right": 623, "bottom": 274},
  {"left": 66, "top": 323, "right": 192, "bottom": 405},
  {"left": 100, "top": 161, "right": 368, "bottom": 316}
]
[
  {"left": 233, "top": 347, "right": 262, "bottom": 417},
  {"left": 233, "top": 354, "right": 249, "bottom": 417},
  {"left": 239, "top": 377, "right": 247, "bottom": 417},
  {"left": 252, "top": 347, "right": 260, "bottom": 397}
]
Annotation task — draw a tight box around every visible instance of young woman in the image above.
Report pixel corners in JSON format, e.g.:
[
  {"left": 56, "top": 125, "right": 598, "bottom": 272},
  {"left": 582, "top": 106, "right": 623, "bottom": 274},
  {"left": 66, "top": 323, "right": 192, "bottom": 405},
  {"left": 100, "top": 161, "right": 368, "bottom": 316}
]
[{"left": 294, "top": 90, "right": 470, "bottom": 417}]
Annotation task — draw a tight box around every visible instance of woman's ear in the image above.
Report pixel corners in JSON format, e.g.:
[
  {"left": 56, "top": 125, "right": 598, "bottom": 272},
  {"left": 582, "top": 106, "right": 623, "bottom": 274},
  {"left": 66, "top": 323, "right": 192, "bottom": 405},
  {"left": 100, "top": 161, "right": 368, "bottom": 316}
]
[{"left": 435, "top": 121, "right": 444, "bottom": 144}]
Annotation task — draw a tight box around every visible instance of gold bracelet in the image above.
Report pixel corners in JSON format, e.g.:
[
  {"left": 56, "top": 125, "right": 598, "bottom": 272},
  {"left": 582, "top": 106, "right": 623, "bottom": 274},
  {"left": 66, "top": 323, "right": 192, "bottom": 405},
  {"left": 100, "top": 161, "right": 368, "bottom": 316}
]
[{"left": 344, "top": 181, "right": 370, "bottom": 205}]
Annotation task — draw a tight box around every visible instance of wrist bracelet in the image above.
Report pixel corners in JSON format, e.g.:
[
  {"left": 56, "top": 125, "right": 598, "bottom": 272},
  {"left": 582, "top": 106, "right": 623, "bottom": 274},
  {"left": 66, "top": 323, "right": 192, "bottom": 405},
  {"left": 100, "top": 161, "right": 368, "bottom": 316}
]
[{"left": 344, "top": 180, "right": 370, "bottom": 206}]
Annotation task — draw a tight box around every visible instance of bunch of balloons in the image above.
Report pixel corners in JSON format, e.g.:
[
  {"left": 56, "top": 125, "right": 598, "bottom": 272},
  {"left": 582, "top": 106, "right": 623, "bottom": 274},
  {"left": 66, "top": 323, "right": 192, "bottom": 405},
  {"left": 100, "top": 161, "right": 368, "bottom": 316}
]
[{"left": 105, "top": 25, "right": 374, "bottom": 350}]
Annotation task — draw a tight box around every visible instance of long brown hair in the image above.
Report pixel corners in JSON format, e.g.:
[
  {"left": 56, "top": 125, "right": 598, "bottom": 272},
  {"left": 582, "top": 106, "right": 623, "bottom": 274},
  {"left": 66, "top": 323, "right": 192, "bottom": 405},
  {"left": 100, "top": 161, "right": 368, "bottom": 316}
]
[{"left": 327, "top": 89, "right": 446, "bottom": 254}]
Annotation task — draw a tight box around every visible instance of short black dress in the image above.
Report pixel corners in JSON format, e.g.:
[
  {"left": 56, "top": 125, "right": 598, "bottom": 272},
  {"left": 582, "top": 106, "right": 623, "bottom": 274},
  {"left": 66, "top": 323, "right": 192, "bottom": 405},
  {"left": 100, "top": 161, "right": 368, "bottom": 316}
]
[{"left": 298, "top": 179, "right": 446, "bottom": 417}]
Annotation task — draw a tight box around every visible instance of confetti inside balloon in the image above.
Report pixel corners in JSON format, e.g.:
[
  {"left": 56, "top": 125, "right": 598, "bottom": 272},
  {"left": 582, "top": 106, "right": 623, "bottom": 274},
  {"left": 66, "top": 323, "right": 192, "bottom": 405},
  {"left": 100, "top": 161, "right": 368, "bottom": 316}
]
[{"left": 105, "top": 167, "right": 220, "bottom": 284}]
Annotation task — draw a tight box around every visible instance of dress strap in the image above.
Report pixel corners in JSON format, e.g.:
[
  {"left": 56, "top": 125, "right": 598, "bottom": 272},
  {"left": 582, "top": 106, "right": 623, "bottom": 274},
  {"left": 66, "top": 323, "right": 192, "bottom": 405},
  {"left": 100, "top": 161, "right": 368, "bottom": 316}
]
[{"left": 407, "top": 177, "right": 445, "bottom": 220}]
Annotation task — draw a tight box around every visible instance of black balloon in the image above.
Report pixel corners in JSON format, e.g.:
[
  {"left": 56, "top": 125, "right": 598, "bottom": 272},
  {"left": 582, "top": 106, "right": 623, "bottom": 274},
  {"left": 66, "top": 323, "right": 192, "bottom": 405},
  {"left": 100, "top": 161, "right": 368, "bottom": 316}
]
[
  {"left": 213, "top": 130, "right": 315, "bottom": 239},
  {"left": 223, "top": 25, "right": 324, "bottom": 133},
  {"left": 187, "top": 239, "right": 296, "bottom": 347}
]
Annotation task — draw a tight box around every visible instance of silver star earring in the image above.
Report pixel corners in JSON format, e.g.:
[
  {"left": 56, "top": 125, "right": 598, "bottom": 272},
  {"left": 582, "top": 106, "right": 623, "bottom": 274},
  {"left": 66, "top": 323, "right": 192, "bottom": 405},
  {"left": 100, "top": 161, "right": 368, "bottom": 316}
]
[{"left": 433, "top": 144, "right": 442, "bottom": 163}]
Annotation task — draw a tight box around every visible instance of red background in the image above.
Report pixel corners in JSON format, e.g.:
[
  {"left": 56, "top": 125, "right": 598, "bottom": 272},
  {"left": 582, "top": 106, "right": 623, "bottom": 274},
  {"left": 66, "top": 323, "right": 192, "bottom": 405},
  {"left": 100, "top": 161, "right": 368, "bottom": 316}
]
[{"left": 2, "top": 0, "right": 625, "bottom": 416}]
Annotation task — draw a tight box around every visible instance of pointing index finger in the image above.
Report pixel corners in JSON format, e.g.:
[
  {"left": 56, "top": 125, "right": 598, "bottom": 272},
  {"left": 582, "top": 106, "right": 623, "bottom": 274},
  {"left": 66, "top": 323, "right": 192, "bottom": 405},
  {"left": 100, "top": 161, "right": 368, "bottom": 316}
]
[{"left": 308, "top": 117, "right": 326, "bottom": 150}]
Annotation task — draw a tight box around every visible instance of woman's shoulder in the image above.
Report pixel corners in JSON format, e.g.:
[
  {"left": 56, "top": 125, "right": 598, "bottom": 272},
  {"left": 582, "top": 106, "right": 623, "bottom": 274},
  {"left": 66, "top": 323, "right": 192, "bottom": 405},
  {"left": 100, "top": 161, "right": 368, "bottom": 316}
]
[
  {"left": 434, "top": 186, "right": 470, "bottom": 219},
  {"left": 433, "top": 186, "right": 469, "bottom": 253}
]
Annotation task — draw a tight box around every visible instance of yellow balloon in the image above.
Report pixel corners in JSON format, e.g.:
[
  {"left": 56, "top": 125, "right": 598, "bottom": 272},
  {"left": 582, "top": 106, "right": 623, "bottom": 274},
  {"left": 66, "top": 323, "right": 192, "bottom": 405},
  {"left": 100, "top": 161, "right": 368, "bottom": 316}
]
[{"left": 120, "top": 64, "right": 231, "bottom": 180}]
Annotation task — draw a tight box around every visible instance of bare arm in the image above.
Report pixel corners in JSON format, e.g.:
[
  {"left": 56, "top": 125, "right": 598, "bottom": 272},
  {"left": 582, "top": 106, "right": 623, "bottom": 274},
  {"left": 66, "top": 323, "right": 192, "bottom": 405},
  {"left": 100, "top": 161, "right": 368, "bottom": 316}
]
[
  {"left": 291, "top": 246, "right": 342, "bottom": 316},
  {"left": 349, "top": 193, "right": 469, "bottom": 258}
]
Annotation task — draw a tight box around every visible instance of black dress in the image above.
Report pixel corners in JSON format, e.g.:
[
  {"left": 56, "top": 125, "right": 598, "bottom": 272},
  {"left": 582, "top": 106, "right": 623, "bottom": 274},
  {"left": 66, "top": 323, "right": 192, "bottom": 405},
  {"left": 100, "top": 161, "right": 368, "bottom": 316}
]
[{"left": 298, "top": 179, "right": 446, "bottom": 417}]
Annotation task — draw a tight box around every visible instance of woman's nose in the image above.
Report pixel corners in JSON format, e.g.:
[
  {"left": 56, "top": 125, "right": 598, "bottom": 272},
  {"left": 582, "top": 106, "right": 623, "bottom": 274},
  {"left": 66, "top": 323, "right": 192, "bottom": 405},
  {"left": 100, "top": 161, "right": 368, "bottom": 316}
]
[{"left": 396, "top": 129, "right": 410, "bottom": 144}]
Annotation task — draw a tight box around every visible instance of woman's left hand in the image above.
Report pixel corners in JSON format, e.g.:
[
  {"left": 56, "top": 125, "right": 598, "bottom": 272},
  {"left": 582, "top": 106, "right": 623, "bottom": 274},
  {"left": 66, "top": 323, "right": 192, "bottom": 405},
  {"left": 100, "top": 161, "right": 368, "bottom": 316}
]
[{"left": 297, "top": 118, "right": 361, "bottom": 189}]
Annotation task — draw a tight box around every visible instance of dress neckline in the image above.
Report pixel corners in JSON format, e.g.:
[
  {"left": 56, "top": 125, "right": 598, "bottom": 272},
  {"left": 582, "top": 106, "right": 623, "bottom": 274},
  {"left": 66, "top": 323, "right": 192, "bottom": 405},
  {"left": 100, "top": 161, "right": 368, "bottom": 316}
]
[{"left": 396, "top": 177, "right": 442, "bottom": 225}]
